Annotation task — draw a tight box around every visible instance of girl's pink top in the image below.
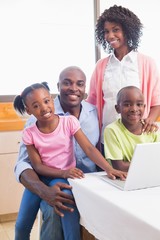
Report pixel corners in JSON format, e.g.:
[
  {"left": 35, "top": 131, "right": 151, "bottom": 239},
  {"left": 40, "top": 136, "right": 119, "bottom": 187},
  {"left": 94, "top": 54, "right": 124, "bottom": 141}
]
[{"left": 22, "top": 115, "right": 80, "bottom": 170}]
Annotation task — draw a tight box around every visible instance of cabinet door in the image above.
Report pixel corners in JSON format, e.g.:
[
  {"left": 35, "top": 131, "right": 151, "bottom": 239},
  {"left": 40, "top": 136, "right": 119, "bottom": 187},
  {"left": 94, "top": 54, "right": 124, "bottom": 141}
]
[
  {"left": 0, "top": 153, "right": 24, "bottom": 214},
  {"left": 0, "top": 131, "right": 22, "bottom": 154}
]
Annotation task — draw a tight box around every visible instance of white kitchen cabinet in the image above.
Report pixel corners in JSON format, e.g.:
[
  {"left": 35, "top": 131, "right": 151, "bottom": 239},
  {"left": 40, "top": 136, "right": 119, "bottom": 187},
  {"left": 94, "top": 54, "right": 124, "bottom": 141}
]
[{"left": 0, "top": 131, "right": 24, "bottom": 215}]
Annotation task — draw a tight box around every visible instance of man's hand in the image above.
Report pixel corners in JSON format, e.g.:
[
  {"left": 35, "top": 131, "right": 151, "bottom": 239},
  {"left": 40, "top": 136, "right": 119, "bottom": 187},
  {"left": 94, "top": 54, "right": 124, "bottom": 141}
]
[
  {"left": 44, "top": 182, "right": 75, "bottom": 217},
  {"left": 20, "top": 169, "right": 75, "bottom": 217}
]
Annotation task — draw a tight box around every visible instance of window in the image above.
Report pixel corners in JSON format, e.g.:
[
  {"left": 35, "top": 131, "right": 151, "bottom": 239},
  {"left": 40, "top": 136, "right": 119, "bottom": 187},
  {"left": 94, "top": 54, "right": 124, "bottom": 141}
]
[{"left": 0, "top": 0, "right": 95, "bottom": 95}]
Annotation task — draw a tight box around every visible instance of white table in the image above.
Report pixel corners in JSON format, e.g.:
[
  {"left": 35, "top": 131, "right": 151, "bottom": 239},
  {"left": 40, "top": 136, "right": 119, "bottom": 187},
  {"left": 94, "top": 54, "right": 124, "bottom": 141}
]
[{"left": 68, "top": 172, "right": 160, "bottom": 240}]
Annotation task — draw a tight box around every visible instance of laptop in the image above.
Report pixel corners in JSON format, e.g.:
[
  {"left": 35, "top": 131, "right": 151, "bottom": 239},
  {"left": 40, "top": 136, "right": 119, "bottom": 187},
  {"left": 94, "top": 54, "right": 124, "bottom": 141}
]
[{"left": 101, "top": 142, "right": 160, "bottom": 191}]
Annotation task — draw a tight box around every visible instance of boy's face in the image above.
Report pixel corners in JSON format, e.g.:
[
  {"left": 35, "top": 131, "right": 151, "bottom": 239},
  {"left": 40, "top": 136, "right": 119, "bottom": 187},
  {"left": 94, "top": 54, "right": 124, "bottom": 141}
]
[{"left": 115, "top": 88, "right": 145, "bottom": 126}]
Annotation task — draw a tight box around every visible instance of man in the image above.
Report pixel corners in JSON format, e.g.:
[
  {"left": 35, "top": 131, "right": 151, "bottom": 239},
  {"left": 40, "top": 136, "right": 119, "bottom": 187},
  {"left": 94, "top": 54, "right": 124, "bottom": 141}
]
[{"left": 15, "top": 66, "right": 126, "bottom": 240}]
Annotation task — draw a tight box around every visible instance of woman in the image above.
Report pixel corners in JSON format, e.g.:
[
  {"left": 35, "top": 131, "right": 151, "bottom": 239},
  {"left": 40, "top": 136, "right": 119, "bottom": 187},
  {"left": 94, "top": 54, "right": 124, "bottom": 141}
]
[{"left": 87, "top": 5, "right": 160, "bottom": 151}]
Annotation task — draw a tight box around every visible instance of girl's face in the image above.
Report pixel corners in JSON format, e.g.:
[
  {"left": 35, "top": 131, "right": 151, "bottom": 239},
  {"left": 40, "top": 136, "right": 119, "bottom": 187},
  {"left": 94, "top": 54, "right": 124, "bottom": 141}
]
[
  {"left": 115, "top": 89, "right": 145, "bottom": 128},
  {"left": 104, "top": 21, "right": 127, "bottom": 51},
  {"left": 25, "top": 88, "right": 55, "bottom": 122}
]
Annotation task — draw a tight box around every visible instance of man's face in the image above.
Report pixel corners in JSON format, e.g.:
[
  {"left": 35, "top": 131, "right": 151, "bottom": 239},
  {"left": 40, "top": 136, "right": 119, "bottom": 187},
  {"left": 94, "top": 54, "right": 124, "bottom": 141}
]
[{"left": 57, "top": 69, "right": 86, "bottom": 108}]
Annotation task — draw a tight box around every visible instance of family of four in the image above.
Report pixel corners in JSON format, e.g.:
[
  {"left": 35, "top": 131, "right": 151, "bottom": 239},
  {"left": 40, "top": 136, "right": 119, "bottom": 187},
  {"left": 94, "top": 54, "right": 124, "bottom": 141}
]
[{"left": 13, "top": 4, "right": 160, "bottom": 240}]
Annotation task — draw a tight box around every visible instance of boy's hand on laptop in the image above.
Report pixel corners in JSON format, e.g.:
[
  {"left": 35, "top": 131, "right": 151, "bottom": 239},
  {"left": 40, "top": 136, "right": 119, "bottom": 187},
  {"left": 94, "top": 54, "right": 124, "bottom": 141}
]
[{"left": 107, "top": 168, "right": 127, "bottom": 181}]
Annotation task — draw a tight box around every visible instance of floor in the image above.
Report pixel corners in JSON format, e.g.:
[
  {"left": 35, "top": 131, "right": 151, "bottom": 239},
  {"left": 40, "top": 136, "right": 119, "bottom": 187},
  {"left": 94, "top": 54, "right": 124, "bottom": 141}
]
[
  {"left": 0, "top": 219, "right": 98, "bottom": 240},
  {"left": 0, "top": 218, "right": 39, "bottom": 240},
  {"left": 0, "top": 217, "right": 96, "bottom": 240}
]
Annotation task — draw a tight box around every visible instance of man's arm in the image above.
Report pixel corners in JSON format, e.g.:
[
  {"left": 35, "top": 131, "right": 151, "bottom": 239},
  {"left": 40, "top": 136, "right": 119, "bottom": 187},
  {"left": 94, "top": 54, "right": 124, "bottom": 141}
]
[
  {"left": 20, "top": 169, "right": 75, "bottom": 217},
  {"left": 14, "top": 115, "right": 36, "bottom": 182}
]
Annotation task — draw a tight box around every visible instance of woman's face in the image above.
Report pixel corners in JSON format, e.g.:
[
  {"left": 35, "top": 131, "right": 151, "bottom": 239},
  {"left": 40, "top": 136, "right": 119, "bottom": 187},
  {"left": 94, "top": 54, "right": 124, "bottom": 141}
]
[{"left": 103, "top": 21, "right": 128, "bottom": 51}]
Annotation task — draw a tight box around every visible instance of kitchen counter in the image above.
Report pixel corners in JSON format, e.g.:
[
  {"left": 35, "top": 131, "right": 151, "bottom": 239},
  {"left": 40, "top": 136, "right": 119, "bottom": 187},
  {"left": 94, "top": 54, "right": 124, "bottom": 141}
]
[{"left": 0, "top": 102, "right": 27, "bottom": 131}]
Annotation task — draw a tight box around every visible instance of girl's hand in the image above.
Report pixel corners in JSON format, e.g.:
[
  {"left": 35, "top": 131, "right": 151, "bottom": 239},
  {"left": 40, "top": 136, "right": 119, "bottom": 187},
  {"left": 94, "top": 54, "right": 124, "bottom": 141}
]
[
  {"left": 141, "top": 119, "right": 159, "bottom": 133},
  {"left": 62, "top": 168, "right": 84, "bottom": 179}
]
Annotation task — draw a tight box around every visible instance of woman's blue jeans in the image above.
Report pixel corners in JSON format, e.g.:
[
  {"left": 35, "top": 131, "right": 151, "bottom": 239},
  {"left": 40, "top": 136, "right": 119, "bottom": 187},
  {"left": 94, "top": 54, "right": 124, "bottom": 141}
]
[{"left": 15, "top": 178, "right": 81, "bottom": 240}]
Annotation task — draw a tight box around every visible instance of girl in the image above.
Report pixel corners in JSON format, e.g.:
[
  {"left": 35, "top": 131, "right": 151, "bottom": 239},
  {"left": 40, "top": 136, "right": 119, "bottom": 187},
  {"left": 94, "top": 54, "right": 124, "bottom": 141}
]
[{"left": 14, "top": 82, "right": 126, "bottom": 240}]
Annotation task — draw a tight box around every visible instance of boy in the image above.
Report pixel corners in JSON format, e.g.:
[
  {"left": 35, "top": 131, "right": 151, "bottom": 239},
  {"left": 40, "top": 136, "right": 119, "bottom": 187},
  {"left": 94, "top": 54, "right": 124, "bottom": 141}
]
[{"left": 104, "top": 86, "right": 160, "bottom": 172}]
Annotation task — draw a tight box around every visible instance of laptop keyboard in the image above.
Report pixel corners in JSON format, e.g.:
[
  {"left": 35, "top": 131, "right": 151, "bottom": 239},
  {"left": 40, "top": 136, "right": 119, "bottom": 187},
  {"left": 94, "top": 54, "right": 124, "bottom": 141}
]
[
  {"left": 110, "top": 178, "right": 125, "bottom": 188},
  {"left": 101, "top": 175, "right": 125, "bottom": 188}
]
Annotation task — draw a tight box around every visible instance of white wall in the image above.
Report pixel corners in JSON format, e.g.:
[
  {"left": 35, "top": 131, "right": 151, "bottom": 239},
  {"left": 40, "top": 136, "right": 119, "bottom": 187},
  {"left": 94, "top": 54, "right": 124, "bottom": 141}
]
[
  {"left": 1, "top": 0, "right": 159, "bottom": 96},
  {"left": 0, "top": 0, "right": 95, "bottom": 95}
]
